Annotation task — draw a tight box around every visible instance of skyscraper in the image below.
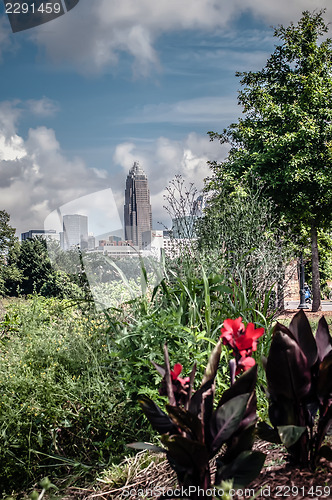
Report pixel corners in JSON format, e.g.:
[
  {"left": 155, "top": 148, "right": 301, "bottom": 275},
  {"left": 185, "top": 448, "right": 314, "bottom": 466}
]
[
  {"left": 124, "top": 161, "right": 152, "bottom": 248},
  {"left": 61, "top": 214, "right": 88, "bottom": 250}
]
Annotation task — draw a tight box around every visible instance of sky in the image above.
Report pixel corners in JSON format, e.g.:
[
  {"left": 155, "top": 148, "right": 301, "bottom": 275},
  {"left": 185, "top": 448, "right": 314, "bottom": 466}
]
[{"left": 0, "top": 0, "right": 331, "bottom": 238}]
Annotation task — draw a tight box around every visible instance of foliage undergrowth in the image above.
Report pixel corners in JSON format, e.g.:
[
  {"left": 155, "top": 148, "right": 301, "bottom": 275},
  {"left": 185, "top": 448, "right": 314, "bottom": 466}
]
[
  {"left": 0, "top": 257, "right": 281, "bottom": 495},
  {"left": 0, "top": 296, "right": 148, "bottom": 494}
]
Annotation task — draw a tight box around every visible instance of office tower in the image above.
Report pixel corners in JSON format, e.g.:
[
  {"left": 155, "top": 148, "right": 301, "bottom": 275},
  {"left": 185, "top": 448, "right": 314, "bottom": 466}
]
[
  {"left": 21, "top": 229, "right": 60, "bottom": 242},
  {"left": 61, "top": 214, "right": 88, "bottom": 250},
  {"left": 124, "top": 161, "right": 152, "bottom": 248}
]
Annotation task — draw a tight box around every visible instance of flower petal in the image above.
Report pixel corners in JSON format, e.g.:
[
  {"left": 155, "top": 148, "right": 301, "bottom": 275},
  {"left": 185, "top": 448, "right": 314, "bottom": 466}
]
[{"left": 171, "top": 363, "right": 183, "bottom": 380}]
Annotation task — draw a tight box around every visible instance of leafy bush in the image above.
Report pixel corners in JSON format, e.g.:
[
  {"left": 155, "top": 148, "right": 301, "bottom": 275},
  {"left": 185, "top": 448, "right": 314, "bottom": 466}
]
[
  {"left": 130, "top": 342, "right": 265, "bottom": 496},
  {"left": 0, "top": 296, "right": 147, "bottom": 492},
  {"left": 259, "top": 310, "right": 332, "bottom": 469}
]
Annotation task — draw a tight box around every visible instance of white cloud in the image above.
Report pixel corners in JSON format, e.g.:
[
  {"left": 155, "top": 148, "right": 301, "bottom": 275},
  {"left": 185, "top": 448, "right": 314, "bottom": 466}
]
[
  {"left": 24, "top": 0, "right": 331, "bottom": 74},
  {"left": 113, "top": 132, "right": 228, "bottom": 227},
  {"left": 26, "top": 97, "right": 59, "bottom": 117},
  {"left": 0, "top": 101, "right": 111, "bottom": 235},
  {"left": 125, "top": 96, "right": 241, "bottom": 124},
  {"left": 0, "top": 98, "right": 230, "bottom": 235}
]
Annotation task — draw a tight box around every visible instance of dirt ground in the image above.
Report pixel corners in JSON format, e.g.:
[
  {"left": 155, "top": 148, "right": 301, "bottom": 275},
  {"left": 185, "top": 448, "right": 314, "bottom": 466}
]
[{"left": 277, "top": 309, "right": 332, "bottom": 320}]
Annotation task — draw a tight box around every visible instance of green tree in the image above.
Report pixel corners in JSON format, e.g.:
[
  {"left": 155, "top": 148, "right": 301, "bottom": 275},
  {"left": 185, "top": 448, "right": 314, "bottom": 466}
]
[
  {"left": 15, "top": 237, "right": 55, "bottom": 295},
  {"left": 208, "top": 10, "right": 332, "bottom": 311},
  {"left": 0, "top": 210, "right": 19, "bottom": 295}
]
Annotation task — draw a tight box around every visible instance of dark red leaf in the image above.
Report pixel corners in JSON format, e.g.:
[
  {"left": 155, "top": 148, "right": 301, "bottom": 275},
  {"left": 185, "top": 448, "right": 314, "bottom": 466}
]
[
  {"left": 139, "top": 395, "right": 179, "bottom": 435},
  {"left": 217, "top": 365, "right": 257, "bottom": 408},
  {"left": 163, "top": 343, "right": 176, "bottom": 406},
  {"left": 266, "top": 328, "right": 311, "bottom": 401},
  {"left": 201, "top": 339, "right": 222, "bottom": 386},
  {"left": 317, "top": 351, "right": 332, "bottom": 403},
  {"left": 166, "top": 405, "right": 203, "bottom": 443},
  {"left": 289, "top": 310, "right": 317, "bottom": 368},
  {"left": 316, "top": 316, "right": 332, "bottom": 362}
]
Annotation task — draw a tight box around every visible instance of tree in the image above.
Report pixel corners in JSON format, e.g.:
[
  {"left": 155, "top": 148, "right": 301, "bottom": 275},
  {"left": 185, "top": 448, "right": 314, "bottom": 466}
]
[
  {"left": 208, "top": 10, "right": 332, "bottom": 311},
  {"left": 196, "top": 181, "right": 292, "bottom": 309},
  {"left": 0, "top": 210, "right": 19, "bottom": 295},
  {"left": 14, "top": 237, "right": 54, "bottom": 295}
]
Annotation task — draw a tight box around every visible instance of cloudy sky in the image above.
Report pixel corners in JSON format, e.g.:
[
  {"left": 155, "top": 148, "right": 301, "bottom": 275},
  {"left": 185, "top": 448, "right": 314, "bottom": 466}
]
[{"left": 0, "top": 0, "right": 330, "bottom": 237}]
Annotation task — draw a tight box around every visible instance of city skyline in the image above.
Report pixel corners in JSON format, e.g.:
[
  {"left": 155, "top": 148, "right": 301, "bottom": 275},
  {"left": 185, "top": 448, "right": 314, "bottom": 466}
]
[{"left": 0, "top": 1, "right": 331, "bottom": 236}]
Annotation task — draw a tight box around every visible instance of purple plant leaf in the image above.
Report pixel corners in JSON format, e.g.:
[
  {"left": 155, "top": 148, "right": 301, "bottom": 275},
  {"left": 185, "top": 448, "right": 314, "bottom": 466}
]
[
  {"left": 189, "top": 379, "right": 214, "bottom": 417},
  {"left": 151, "top": 361, "right": 166, "bottom": 378},
  {"left": 166, "top": 405, "right": 203, "bottom": 443},
  {"left": 139, "top": 395, "right": 179, "bottom": 435},
  {"left": 216, "top": 450, "right": 265, "bottom": 488},
  {"left": 201, "top": 339, "right": 222, "bottom": 386},
  {"left": 210, "top": 393, "right": 250, "bottom": 456},
  {"left": 184, "top": 362, "right": 197, "bottom": 410},
  {"left": 163, "top": 343, "right": 176, "bottom": 406},
  {"left": 266, "top": 328, "right": 311, "bottom": 401},
  {"left": 217, "top": 365, "right": 257, "bottom": 408},
  {"left": 161, "top": 434, "right": 209, "bottom": 471},
  {"left": 289, "top": 310, "right": 317, "bottom": 368},
  {"left": 316, "top": 316, "right": 332, "bottom": 362},
  {"left": 317, "top": 351, "right": 332, "bottom": 404}
]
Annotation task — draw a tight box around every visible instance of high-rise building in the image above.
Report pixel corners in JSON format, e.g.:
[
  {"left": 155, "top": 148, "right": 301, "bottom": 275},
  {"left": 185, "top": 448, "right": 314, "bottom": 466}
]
[
  {"left": 124, "top": 161, "right": 152, "bottom": 248},
  {"left": 21, "top": 229, "right": 60, "bottom": 242},
  {"left": 61, "top": 214, "right": 88, "bottom": 250}
]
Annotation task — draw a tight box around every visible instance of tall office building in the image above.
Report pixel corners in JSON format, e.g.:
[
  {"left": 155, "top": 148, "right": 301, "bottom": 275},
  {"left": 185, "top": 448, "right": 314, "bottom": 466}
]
[
  {"left": 124, "top": 161, "right": 152, "bottom": 248},
  {"left": 61, "top": 214, "right": 88, "bottom": 250}
]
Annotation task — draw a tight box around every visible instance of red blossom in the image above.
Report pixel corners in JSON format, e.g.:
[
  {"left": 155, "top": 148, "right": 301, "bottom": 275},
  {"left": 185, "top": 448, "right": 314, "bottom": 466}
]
[
  {"left": 171, "top": 363, "right": 190, "bottom": 386},
  {"left": 236, "top": 355, "right": 256, "bottom": 375},
  {"left": 235, "top": 323, "right": 265, "bottom": 352},
  {"left": 220, "top": 317, "right": 245, "bottom": 348},
  {"left": 220, "top": 317, "right": 265, "bottom": 376}
]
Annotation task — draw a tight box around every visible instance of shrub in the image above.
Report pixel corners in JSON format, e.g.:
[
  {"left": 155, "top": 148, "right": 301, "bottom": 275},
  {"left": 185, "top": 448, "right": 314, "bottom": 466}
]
[
  {"left": 0, "top": 296, "right": 146, "bottom": 492},
  {"left": 259, "top": 310, "right": 332, "bottom": 469}
]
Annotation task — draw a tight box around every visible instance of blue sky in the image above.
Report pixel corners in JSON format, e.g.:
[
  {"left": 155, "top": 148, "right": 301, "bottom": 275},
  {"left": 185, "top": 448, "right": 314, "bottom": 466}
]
[{"left": 0, "top": 0, "right": 330, "bottom": 236}]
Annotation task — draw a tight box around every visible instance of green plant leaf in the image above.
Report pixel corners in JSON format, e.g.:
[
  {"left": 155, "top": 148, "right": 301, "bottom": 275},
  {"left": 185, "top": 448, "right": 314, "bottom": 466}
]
[
  {"left": 216, "top": 450, "right": 265, "bottom": 488},
  {"left": 277, "top": 425, "right": 306, "bottom": 448},
  {"left": 127, "top": 442, "right": 165, "bottom": 452},
  {"left": 211, "top": 393, "right": 250, "bottom": 455},
  {"left": 289, "top": 310, "right": 317, "bottom": 368}
]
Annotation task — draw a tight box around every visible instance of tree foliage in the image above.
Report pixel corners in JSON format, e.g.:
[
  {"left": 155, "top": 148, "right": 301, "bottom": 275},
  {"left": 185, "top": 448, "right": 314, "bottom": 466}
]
[
  {"left": 0, "top": 210, "right": 19, "bottom": 295},
  {"left": 207, "top": 10, "right": 332, "bottom": 310}
]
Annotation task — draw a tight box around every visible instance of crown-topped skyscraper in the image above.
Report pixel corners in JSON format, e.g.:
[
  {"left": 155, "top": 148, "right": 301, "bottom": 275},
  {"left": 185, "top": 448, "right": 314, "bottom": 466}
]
[{"left": 124, "top": 161, "right": 152, "bottom": 248}]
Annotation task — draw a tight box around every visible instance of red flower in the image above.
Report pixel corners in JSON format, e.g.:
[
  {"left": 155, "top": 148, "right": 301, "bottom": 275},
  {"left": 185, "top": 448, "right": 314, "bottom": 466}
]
[
  {"left": 220, "top": 318, "right": 264, "bottom": 353},
  {"left": 220, "top": 318, "right": 265, "bottom": 377},
  {"left": 171, "top": 363, "right": 190, "bottom": 386},
  {"left": 236, "top": 355, "right": 256, "bottom": 375},
  {"left": 220, "top": 317, "right": 245, "bottom": 348},
  {"left": 235, "top": 323, "right": 265, "bottom": 352}
]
